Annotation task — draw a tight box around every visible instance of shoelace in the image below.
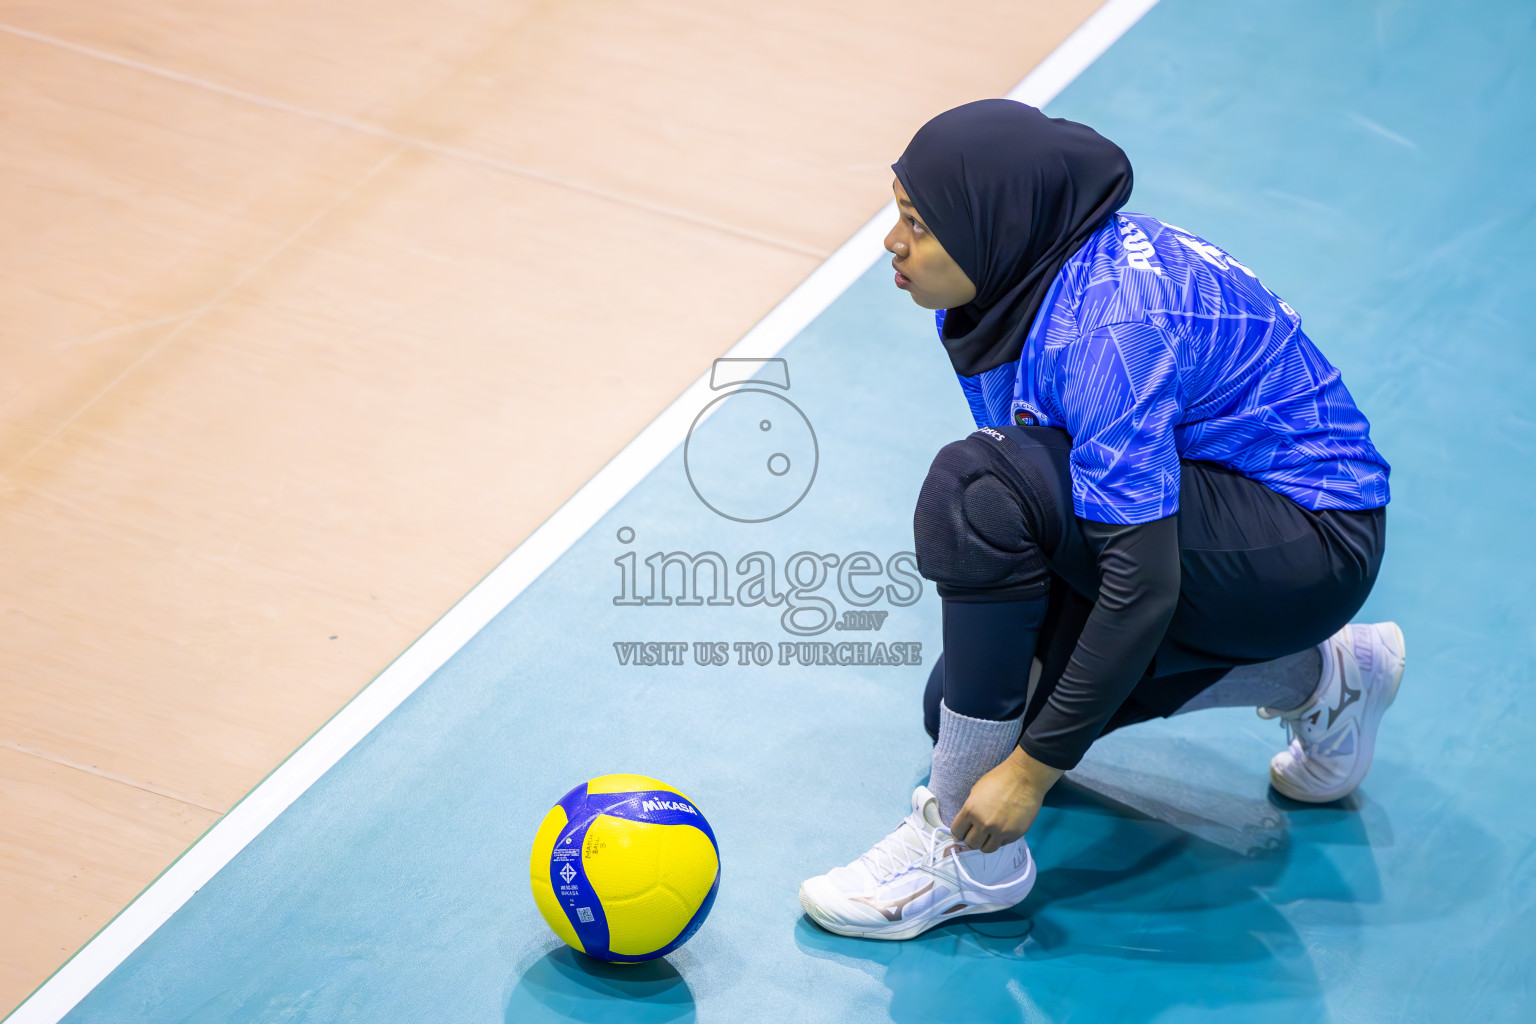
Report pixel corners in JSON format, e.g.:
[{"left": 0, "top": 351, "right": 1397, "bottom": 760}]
[
  {"left": 857, "top": 817, "right": 941, "bottom": 882},
  {"left": 856, "top": 817, "right": 1025, "bottom": 894},
  {"left": 1256, "top": 702, "right": 1304, "bottom": 751}
]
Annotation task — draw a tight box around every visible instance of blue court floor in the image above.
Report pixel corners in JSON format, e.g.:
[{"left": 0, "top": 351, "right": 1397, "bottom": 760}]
[{"left": 44, "top": 1, "right": 1536, "bottom": 1021}]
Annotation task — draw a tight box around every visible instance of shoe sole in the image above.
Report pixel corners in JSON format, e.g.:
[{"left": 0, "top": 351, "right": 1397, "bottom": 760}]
[
  {"left": 797, "top": 856, "right": 1037, "bottom": 941},
  {"left": 1271, "top": 621, "right": 1405, "bottom": 803}
]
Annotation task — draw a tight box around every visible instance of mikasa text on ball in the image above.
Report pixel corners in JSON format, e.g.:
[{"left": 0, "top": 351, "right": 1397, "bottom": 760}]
[{"left": 530, "top": 774, "right": 720, "bottom": 962}]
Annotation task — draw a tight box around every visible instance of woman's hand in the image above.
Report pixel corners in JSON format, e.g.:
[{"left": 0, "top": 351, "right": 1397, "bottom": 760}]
[{"left": 950, "top": 747, "right": 1064, "bottom": 853}]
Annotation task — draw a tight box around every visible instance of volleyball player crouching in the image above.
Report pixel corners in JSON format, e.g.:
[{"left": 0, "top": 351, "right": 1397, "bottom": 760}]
[{"left": 799, "top": 100, "right": 1400, "bottom": 940}]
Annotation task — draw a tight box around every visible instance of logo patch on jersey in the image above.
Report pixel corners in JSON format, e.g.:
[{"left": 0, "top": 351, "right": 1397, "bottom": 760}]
[
  {"left": 1011, "top": 401, "right": 1047, "bottom": 427},
  {"left": 1117, "top": 219, "right": 1163, "bottom": 275}
]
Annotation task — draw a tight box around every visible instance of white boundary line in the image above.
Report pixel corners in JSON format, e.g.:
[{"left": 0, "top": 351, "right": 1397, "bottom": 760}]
[{"left": 6, "top": 1, "right": 1158, "bottom": 1019}]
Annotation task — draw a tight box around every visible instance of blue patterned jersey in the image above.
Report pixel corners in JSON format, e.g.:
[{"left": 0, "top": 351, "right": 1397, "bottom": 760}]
[{"left": 943, "top": 214, "right": 1390, "bottom": 524}]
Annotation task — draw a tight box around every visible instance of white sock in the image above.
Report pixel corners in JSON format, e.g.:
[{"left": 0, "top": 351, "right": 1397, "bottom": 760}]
[{"left": 929, "top": 701, "right": 1023, "bottom": 827}]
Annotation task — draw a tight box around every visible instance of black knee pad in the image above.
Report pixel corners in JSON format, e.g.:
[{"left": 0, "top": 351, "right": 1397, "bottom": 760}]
[{"left": 913, "top": 428, "right": 1061, "bottom": 599}]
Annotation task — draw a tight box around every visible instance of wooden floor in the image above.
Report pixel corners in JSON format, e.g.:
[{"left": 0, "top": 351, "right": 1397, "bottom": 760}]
[{"left": 0, "top": 0, "right": 1103, "bottom": 1010}]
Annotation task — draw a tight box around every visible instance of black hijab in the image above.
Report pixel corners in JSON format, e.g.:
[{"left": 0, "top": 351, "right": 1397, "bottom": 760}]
[{"left": 892, "top": 99, "right": 1133, "bottom": 377}]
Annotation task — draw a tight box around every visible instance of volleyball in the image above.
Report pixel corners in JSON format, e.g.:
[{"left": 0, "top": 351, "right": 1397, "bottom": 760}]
[{"left": 530, "top": 774, "right": 720, "bottom": 962}]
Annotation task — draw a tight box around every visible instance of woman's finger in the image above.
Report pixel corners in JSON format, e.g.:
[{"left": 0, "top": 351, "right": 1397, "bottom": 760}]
[
  {"left": 971, "top": 825, "right": 992, "bottom": 852},
  {"left": 950, "top": 809, "right": 973, "bottom": 845}
]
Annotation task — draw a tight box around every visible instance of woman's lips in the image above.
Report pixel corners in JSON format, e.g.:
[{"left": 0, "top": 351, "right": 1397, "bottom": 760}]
[{"left": 893, "top": 262, "right": 911, "bottom": 289}]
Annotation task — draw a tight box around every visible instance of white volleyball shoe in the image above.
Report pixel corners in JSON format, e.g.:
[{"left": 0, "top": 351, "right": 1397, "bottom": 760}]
[
  {"left": 1262, "top": 621, "right": 1406, "bottom": 803},
  {"left": 798, "top": 786, "right": 1037, "bottom": 940}
]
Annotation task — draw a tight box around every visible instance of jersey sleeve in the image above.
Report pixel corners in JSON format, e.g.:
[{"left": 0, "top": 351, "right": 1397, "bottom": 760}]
[{"left": 1056, "top": 321, "right": 1183, "bottom": 524}]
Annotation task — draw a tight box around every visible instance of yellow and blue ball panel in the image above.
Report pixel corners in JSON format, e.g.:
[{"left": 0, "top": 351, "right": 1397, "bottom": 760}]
[{"left": 530, "top": 774, "right": 720, "bottom": 963}]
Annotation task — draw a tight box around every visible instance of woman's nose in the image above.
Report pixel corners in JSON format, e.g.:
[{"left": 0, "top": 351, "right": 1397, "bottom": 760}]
[{"left": 889, "top": 240, "right": 909, "bottom": 257}]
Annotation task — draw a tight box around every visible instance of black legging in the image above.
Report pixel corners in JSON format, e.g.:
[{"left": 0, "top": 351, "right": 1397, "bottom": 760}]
[{"left": 922, "top": 427, "right": 1385, "bottom": 764}]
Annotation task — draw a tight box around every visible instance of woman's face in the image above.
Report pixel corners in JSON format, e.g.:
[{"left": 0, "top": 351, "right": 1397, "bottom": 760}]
[{"left": 885, "top": 177, "right": 977, "bottom": 310}]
